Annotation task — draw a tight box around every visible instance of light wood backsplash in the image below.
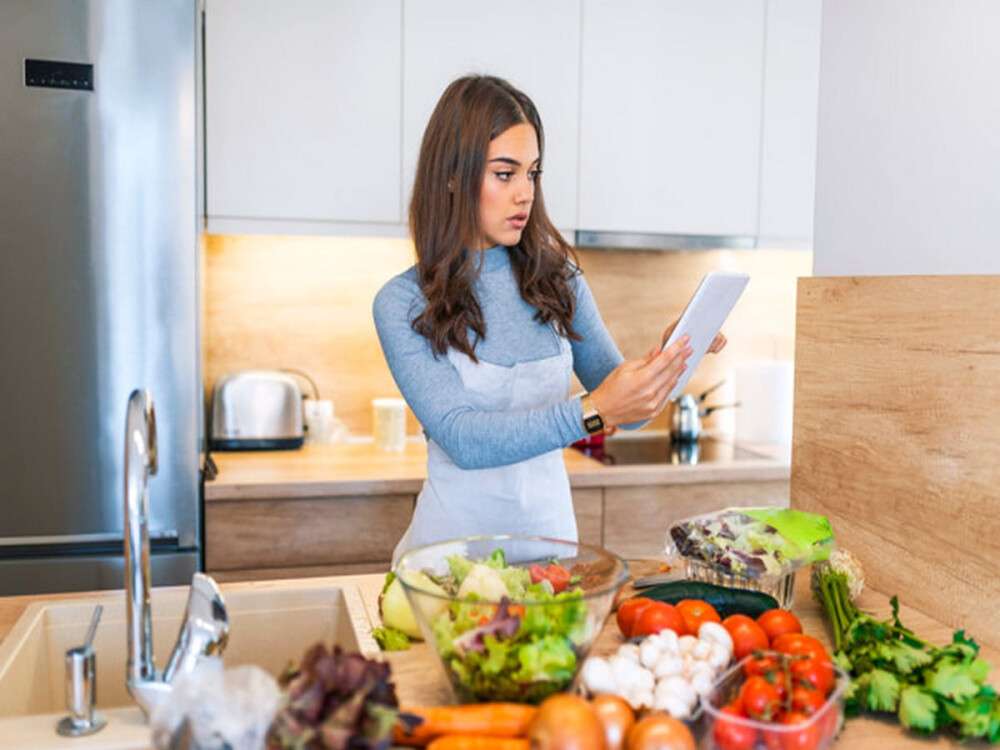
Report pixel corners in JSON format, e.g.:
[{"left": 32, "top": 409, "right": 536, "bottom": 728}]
[
  {"left": 791, "top": 276, "right": 1000, "bottom": 647},
  {"left": 205, "top": 234, "right": 810, "bottom": 435}
]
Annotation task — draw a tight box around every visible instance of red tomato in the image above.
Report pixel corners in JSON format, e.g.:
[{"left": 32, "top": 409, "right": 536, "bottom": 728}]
[
  {"left": 712, "top": 702, "right": 757, "bottom": 750},
  {"left": 791, "top": 686, "right": 826, "bottom": 715},
  {"left": 779, "top": 711, "right": 822, "bottom": 750},
  {"left": 756, "top": 609, "right": 802, "bottom": 642},
  {"left": 743, "top": 653, "right": 780, "bottom": 679},
  {"left": 544, "top": 564, "right": 572, "bottom": 593},
  {"left": 773, "top": 634, "right": 829, "bottom": 664},
  {"left": 675, "top": 599, "right": 721, "bottom": 635},
  {"left": 633, "top": 601, "right": 686, "bottom": 637},
  {"left": 616, "top": 597, "right": 654, "bottom": 638},
  {"left": 529, "top": 563, "right": 572, "bottom": 593},
  {"left": 739, "top": 675, "right": 782, "bottom": 721},
  {"left": 723, "top": 615, "right": 771, "bottom": 661},
  {"left": 791, "top": 657, "right": 836, "bottom": 696}
]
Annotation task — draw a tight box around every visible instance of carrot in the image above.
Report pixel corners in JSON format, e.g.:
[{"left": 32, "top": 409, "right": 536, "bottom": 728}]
[
  {"left": 426, "top": 736, "right": 530, "bottom": 750},
  {"left": 394, "top": 704, "right": 537, "bottom": 746}
]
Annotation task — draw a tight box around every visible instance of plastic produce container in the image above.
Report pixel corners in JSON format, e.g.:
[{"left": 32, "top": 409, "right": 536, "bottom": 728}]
[
  {"left": 665, "top": 507, "right": 834, "bottom": 609},
  {"left": 699, "top": 652, "right": 849, "bottom": 750}
]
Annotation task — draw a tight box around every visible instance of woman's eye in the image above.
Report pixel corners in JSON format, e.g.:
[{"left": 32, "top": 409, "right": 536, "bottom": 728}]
[
  {"left": 495, "top": 171, "right": 513, "bottom": 182},
  {"left": 529, "top": 170, "right": 542, "bottom": 182}
]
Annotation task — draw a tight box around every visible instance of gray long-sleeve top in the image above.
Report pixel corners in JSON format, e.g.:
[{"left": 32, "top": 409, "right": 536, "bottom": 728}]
[{"left": 372, "top": 244, "right": 625, "bottom": 470}]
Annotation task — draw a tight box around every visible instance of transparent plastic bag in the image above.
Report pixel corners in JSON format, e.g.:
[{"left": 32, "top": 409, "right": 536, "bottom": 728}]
[
  {"left": 664, "top": 507, "right": 834, "bottom": 607},
  {"left": 150, "top": 657, "right": 282, "bottom": 750}
]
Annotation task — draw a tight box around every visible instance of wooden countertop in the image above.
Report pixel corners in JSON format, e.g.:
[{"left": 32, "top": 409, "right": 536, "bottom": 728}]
[
  {"left": 0, "top": 564, "right": 993, "bottom": 748},
  {"left": 206, "top": 435, "right": 790, "bottom": 500}
]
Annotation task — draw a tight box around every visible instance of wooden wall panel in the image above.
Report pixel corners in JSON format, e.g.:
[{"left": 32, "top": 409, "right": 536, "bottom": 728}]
[{"left": 792, "top": 276, "right": 1000, "bottom": 646}]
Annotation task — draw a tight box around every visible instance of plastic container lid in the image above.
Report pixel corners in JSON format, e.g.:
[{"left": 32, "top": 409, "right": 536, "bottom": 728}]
[{"left": 664, "top": 507, "right": 834, "bottom": 584}]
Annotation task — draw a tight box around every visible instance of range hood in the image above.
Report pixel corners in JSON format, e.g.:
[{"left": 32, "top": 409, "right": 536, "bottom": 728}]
[{"left": 574, "top": 230, "right": 756, "bottom": 251}]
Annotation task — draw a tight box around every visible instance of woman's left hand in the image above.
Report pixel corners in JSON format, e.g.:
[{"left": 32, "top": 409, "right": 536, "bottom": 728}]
[{"left": 659, "top": 320, "right": 727, "bottom": 354}]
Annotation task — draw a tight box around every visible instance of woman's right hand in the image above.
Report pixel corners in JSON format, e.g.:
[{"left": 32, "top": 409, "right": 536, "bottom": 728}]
[{"left": 589, "top": 336, "right": 693, "bottom": 428}]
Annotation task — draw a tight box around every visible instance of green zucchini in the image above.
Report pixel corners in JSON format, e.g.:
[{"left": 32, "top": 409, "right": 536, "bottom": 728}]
[{"left": 636, "top": 581, "right": 779, "bottom": 618}]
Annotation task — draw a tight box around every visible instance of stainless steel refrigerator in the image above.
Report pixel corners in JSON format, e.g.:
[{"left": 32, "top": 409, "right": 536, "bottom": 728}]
[{"left": 0, "top": 0, "right": 203, "bottom": 594}]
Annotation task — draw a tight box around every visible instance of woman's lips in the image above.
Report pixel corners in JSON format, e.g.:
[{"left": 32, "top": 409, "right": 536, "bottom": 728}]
[{"left": 507, "top": 214, "right": 527, "bottom": 229}]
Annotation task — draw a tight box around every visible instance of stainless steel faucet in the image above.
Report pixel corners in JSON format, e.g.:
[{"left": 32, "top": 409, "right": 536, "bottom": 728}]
[{"left": 123, "top": 390, "right": 230, "bottom": 717}]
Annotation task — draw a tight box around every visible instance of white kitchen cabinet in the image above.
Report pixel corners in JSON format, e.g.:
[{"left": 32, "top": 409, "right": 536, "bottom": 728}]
[
  {"left": 402, "top": 0, "right": 581, "bottom": 233},
  {"left": 205, "top": 0, "right": 403, "bottom": 230},
  {"left": 578, "top": 0, "right": 765, "bottom": 237},
  {"left": 757, "top": 0, "right": 822, "bottom": 248}
]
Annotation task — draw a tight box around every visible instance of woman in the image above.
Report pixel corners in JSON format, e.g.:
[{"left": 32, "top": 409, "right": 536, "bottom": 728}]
[{"left": 374, "top": 75, "right": 725, "bottom": 560}]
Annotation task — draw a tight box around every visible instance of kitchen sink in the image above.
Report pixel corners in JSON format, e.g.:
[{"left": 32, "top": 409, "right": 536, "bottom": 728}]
[{"left": 0, "top": 578, "right": 379, "bottom": 749}]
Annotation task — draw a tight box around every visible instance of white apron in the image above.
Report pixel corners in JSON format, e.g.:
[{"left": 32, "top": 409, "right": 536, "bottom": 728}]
[{"left": 392, "top": 334, "right": 577, "bottom": 563}]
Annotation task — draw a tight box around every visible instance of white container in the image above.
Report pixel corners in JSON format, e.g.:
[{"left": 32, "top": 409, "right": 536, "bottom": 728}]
[
  {"left": 734, "top": 360, "right": 794, "bottom": 446},
  {"left": 303, "top": 399, "right": 347, "bottom": 444},
  {"left": 372, "top": 397, "right": 407, "bottom": 451}
]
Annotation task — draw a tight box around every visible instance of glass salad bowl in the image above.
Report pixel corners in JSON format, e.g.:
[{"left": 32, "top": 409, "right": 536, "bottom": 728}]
[{"left": 395, "top": 535, "right": 629, "bottom": 704}]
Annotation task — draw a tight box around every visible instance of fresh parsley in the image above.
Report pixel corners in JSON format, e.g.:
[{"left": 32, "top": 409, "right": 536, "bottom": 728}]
[{"left": 817, "top": 568, "right": 1000, "bottom": 742}]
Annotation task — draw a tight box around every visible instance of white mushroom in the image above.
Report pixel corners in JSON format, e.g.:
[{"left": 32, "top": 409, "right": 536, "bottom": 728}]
[
  {"left": 655, "top": 675, "right": 698, "bottom": 710},
  {"left": 580, "top": 657, "right": 616, "bottom": 696},
  {"left": 652, "top": 629, "right": 680, "bottom": 655},
  {"left": 653, "top": 653, "right": 684, "bottom": 679},
  {"left": 691, "top": 639, "right": 712, "bottom": 661},
  {"left": 678, "top": 635, "right": 699, "bottom": 654},
  {"left": 653, "top": 691, "right": 693, "bottom": 720},
  {"left": 698, "top": 622, "right": 734, "bottom": 660},
  {"left": 617, "top": 643, "right": 641, "bottom": 663},
  {"left": 707, "top": 641, "right": 731, "bottom": 670},
  {"left": 639, "top": 637, "right": 663, "bottom": 669},
  {"left": 635, "top": 666, "right": 655, "bottom": 693},
  {"left": 610, "top": 654, "right": 647, "bottom": 688},
  {"left": 688, "top": 659, "right": 714, "bottom": 682},
  {"left": 627, "top": 688, "right": 655, "bottom": 711},
  {"left": 691, "top": 669, "right": 716, "bottom": 697}
]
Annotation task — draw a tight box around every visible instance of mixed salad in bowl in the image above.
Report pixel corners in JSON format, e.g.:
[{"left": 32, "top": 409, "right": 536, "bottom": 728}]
[{"left": 395, "top": 536, "right": 628, "bottom": 704}]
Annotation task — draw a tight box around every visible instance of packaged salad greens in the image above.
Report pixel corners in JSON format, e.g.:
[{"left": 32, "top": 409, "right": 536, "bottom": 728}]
[{"left": 664, "top": 507, "right": 834, "bottom": 607}]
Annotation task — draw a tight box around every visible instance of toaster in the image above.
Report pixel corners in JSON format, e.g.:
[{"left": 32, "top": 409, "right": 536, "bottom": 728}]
[{"left": 210, "top": 370, "right": 304, "bottom": 450}]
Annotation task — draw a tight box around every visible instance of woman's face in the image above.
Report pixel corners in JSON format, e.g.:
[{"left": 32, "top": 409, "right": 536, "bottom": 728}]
[{"left": 474, "top": 122, "right": 540, "bottom": 250}]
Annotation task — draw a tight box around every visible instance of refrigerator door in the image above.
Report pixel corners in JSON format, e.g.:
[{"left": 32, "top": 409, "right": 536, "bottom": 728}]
[{"left": 0, "top": 0, "right": 201, "bottom": 583}]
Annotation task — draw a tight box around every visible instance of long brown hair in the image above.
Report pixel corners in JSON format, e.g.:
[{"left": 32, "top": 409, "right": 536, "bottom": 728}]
[{"left": 409, "top": 75, "right": 581, "bottom": 361}]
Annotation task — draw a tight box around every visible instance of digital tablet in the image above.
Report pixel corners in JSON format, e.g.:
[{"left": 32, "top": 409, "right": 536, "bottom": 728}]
[{"left": 661, "top": 271, "right": 750, "bottom": 401}]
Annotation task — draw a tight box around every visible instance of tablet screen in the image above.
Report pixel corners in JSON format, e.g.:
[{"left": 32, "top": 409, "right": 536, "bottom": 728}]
[{"left": 661, "top": 271, "right": 749, "bottom": 401}]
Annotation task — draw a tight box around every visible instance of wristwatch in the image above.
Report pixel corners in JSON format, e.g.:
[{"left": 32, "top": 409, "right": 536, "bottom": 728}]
[{"left": 579, "top": 392, "right": 605, "bottom": 435}]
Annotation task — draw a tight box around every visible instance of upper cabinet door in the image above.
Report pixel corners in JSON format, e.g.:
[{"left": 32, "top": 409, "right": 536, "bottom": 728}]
[
  {"left": 402, "top": 0, "right": 581, "bottom": 232},
  {"left": 758, "top": 0, "right": 822, "bottom": 247},
  {"left": 206, "top": 0, "right": 402, "bottom": 225},
  {"left": 579, "top": 0, "right": 765, "bottom": 237}
]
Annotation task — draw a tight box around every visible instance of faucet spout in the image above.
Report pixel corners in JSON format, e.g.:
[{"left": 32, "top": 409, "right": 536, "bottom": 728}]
[{"left": 123, "top": 390, "right": 228, "bottom": 718}]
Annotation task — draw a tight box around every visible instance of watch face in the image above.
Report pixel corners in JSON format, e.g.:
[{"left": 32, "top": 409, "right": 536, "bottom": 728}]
[{"left": 584, "top": 414, "right": 604, "bottom": 434}]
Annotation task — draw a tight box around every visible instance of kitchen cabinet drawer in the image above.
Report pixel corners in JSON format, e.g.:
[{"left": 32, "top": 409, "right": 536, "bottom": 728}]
[
  {"left": 205, "top": 0, "right": 402, "bottom": 228},
  {"left": 572, "top": 488, "right": 604, "bottom": 547},
  {"left": 579, "top": 0, "right": 765, "bottom": 237},
  {"left": 205, "top": 494, "right": 415, "bottom": 571},
  {"left": 602, "top": 481, "right": 789, "bottom": 559}
]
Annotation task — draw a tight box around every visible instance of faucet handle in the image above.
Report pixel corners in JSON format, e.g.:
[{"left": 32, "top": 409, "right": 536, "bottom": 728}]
[{"left": 162, "top": 573, "right": 230, "bottom": 684}]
